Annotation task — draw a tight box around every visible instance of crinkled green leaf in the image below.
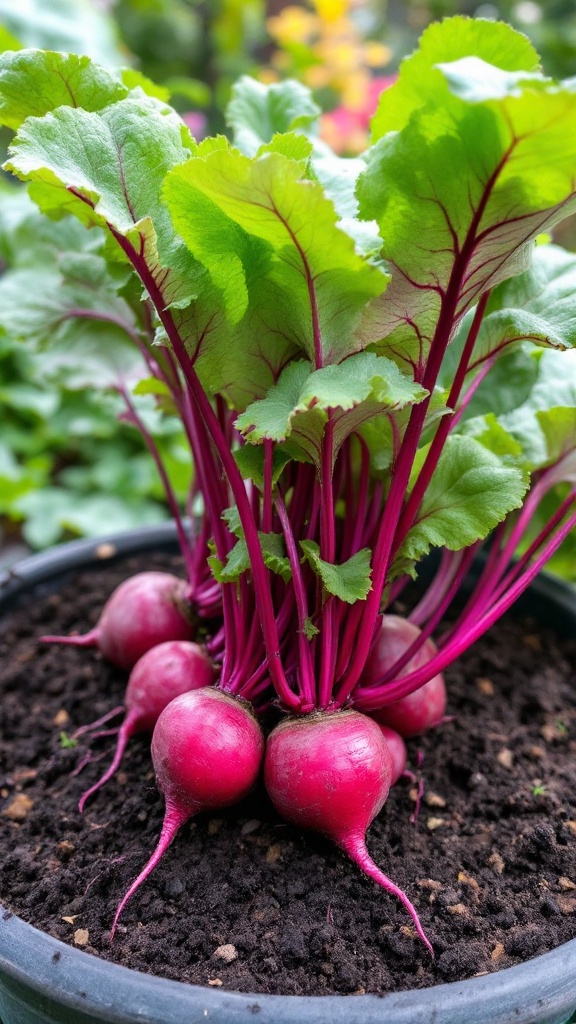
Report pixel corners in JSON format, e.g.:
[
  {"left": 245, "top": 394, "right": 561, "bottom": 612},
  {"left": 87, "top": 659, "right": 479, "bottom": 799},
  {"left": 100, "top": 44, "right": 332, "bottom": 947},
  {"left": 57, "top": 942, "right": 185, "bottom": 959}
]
[
  {"left": 399, "top": 434, "right": 528, "bottom": 564},
  {"left": 300, "top": 540, "right": 372, "bottom": 604},
  {"left": 3, "top": 73, "right": 204, "bottom": 350},
  {"left": 258, "top": 132, "right": 313, "bottom": 162},
  {"left": 226, "top": 76, "right": 321, "bottom": 157},
  {"left": 357, "top": 21, "right": 576, "bottom": 373},
  {"left": 209, "top": 531, "right": 291, "bottom": 584},
  {"left": 0, "top": 50, "right": 129, "bottom": 131},
  {"left": 236, "top": 353, "right": 427, "bottom": 468},
  {"left": 371, "top": 17, "right": 539, "bottom": 139},
  {"left": 302, "top": 618, "right": 319, "bottom": 640},
  {"left": 164, "top": 147, "right": 388, "bottom": 371}
]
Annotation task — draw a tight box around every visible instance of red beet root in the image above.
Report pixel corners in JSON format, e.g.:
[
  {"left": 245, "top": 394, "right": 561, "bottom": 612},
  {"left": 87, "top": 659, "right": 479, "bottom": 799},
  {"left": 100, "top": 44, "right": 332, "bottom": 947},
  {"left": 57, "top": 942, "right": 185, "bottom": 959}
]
[
  {"left": 41, "top": 571, "right": 194, "bottom": 670},
  {"left": 365, "top": 616, "right": 447, "bottom": 737},
  {"left": 78, "top": 640, "right": 214, "bottom": 812},
  {"left": 375, "top": 724, "right": 407, "bottom": 784},
  {"left": 111, "top": 688, "right": 264, "bottom": 937},
  {"left": 264, "top": 709, "right": 432, "bottom": 953}
]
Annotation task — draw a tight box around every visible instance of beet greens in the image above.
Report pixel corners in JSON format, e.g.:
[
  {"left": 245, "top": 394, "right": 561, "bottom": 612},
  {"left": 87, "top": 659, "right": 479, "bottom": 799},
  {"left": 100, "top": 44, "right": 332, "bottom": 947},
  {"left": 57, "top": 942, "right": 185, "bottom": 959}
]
[{"left": 2, "top": 15, "right": 576, "bottom": 950}]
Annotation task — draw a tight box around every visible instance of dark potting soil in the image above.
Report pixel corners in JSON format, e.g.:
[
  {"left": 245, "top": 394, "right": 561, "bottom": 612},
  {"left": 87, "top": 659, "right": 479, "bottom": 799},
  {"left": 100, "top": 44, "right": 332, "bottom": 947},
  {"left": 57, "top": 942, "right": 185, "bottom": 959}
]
[{"left": 0, "top": 552, "right": 575, "bottom": 997}]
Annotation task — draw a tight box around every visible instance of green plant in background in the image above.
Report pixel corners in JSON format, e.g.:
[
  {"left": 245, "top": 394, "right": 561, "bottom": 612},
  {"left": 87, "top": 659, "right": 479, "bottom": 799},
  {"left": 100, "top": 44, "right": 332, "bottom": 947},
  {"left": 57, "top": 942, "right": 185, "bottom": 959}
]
[{"left": 0, "top": 186, "right": 191, "bottom": 551}]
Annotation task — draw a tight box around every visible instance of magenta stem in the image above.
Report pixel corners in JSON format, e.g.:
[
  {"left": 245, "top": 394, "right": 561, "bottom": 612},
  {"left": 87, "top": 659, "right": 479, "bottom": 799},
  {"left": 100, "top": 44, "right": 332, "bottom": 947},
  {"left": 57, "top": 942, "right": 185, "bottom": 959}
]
[
  {"left": 354, "top": 507, "right": 576, "bottom": 709},
  {"left": 318, "top": 418, "right": 336, "bottom": 708},
  {"left": 275, "top": 493, "right": 316, "bottom": 709}
]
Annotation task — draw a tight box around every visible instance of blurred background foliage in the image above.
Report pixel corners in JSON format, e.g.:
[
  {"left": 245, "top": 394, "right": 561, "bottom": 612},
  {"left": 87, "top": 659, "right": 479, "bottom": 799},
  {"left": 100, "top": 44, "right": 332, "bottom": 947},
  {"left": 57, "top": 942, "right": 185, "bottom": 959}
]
[{"left": 0, "top": 0, "right": 575, "bottom": 569}]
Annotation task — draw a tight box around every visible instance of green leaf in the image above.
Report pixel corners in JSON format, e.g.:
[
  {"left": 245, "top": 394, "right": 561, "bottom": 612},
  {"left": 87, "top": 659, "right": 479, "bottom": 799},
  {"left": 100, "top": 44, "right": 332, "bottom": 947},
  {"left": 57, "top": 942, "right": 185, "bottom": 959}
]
[
  {"left": 0, "top": 260, "right": 143, "bottom": 389},
  {"left": 360, "top": 387, "right": 449, "bottom": 474},
  {"left": 236, "top": 352, "right": 427, "bottom": 467},
  {"left": 457, "top": 413, "right": 524, "bottom": 461},
  {"left": 164, "top": 76, "right": 211, "bottom": 108},
  {"left": 484, "top": 350, "right": 576, "bottom": 469},
  {"left": 59, "top": 731, "right": 78, "bottom": 749},
  {"left": 16, "top": 487, "right": 167, "bottom": 549},
  {"left": 0, "top": 189, "right": 103, "bottom": 268},
  {"left": 445, "top": 243, "right": 576, "bottom": 404},
  {"left": 132, "top": 377, "right": 172, "bottom": 398},
  {"left": 0, "top": 50, "right": 129, "bottom": 131},
  {"left": 3, "top": 73, "right": 201, "bottom": 328},
  {"left": 302, "top": 617, "right": 319, "bottom": 640},
  {"left": 120, "top": 69, "right": 170, "bottom": 103},
  {"left": 371, "top": 17, "right": 539, "bottom": 139},
  {"left": 399, "top": 434, "right": 528, "bottom": 564},
  {"left": 226, "top": 76, "right": 321, "bottom": 157},
  {"left": 210, "top": 531, "right": 291, "bottom": 584},
  {"left": 164, "top": 147, "right": 388, "bottom": 372},
  {"left": 234, "top": 444, "right": 292, "bottom": 487},
  {"left": 300, "top": 540, "right": 372, "bottom": 604},
  {"left": 357, "top": 22, "right": 576, "bottom": 373}
]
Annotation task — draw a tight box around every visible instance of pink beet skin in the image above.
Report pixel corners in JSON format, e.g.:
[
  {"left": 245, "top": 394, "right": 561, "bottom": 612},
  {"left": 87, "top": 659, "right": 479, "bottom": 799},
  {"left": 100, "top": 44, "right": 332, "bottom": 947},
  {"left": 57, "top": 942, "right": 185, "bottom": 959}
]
[
  {"left": 152, "top": 689, "right": 264, "bottom": 814},
  {"left": 375, "top": 725, "right": 407, "bottom": 784},
  {"left": 264, "top": 709, "right": 432, "bottom": 952},
  {"left": 264, "top": 710, "right": 393, "bottom": 837},
  {"left": 125, "top": 640, "right": 214, "bottom": 732},
  {"left": 78, "top": 640, "right": 214, "bottom": 812},
  {"left": 364, "top": 615, "right": 447, "bottom": 737},
  {"left": 111, "top": 688, "right": 264, "bottom": 936},
  {"left": 41, "top": 572, "right": 194, "bottom": 670}
]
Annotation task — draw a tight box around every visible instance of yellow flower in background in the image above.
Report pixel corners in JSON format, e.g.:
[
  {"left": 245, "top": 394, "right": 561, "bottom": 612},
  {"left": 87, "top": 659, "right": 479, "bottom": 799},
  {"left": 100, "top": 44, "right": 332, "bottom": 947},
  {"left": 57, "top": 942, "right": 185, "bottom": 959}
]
[
  {"left": 262, "top": 0, "right": 394, "bottom": 154},
  {"left": 313, "top": 0, "right": 349, "bottom": 21},
  {"left": 267, "top": 6, "right": 319, "bottom": 45},
  {"left": 365, "top": 40, "right": 392, "bottom": 67}
]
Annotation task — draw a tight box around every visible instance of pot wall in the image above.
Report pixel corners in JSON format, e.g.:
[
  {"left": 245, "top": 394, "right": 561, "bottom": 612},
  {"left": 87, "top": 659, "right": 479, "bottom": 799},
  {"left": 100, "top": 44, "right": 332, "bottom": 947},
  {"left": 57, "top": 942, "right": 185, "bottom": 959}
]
[{"left": 0, "top": 525, "right": 575, "bottom": 1024}]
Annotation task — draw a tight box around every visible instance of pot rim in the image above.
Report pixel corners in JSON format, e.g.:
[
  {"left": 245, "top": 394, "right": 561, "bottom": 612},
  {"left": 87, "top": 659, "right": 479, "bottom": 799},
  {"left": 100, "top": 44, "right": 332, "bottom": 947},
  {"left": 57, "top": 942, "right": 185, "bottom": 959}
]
[{"left": 1, "top": 524, "right": 575, "bottom": 1024}]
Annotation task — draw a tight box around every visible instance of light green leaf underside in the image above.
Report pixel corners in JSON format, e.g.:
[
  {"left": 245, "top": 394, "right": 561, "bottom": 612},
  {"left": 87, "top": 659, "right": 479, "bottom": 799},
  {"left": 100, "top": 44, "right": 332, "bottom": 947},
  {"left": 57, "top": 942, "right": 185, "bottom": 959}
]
[
  {"left": 450, "top": 244, "right": 576, "bottom": 379},
  {"left": 300, "top": 540, "right": 372, "bottom": 604},
  {"left": 0, "top": 272, "right": 143, "bottom": 390}
]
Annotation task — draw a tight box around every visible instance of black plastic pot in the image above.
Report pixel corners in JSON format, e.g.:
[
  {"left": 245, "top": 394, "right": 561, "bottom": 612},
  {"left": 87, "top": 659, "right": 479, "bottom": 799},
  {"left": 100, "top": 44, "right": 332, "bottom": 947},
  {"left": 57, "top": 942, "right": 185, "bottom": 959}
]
[{"left": 0, "top": 524, "right": 575, "bottom": 1024}]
